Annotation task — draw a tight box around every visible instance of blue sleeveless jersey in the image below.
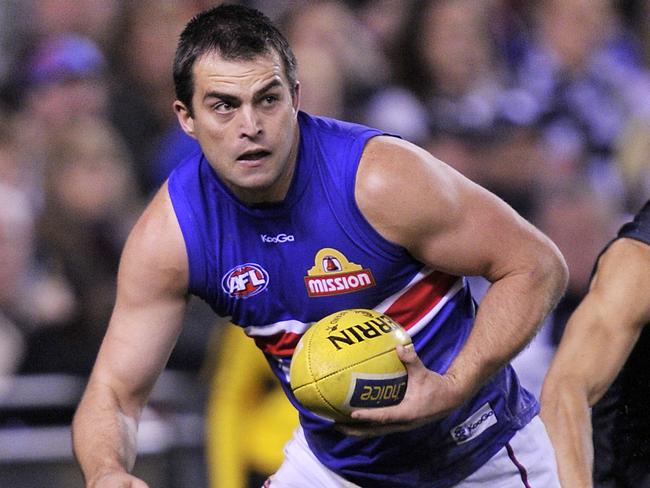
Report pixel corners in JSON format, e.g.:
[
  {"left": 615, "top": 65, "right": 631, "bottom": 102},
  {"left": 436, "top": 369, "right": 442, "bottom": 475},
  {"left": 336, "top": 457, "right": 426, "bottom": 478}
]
[{"left": 168, "top": 111, "right": 537, "bottom": 487}]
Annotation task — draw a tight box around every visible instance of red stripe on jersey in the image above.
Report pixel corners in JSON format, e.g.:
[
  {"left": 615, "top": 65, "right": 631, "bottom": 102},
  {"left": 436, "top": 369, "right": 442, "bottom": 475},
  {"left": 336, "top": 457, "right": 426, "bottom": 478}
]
[
  {"left": 254, "top": 331, "right": 302, "bottom": 357},
  {"left": 385, "top": 271, "right": 458, "bottom": 330},
  {"left": 250, "top": 272, "right": 457, "bottom": 356}
]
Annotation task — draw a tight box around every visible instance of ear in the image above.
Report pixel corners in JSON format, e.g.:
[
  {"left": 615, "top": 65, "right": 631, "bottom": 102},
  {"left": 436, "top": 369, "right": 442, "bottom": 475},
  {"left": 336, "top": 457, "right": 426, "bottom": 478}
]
[
  {"left": 292, "top": 81, "right": 301, "bottom": 114},
  {"left": 173, "top": 100, "right": 197, "bottom": 139}
]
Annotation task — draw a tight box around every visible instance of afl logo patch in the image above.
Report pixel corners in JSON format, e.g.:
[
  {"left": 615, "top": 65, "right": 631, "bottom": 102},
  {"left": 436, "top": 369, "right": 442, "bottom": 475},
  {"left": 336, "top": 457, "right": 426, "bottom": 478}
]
[{"left": 222, "top": 263, "right": 269, "bottom": 299}]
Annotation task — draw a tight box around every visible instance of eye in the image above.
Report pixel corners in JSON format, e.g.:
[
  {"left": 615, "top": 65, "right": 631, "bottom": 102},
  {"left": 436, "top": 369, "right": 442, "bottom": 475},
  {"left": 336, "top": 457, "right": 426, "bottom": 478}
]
[
  {"left": 213, "top": 102, "right": 233, "bottom": 113},
  {"left": 262, "top": 95, "right": 279, "bottom": 105}
]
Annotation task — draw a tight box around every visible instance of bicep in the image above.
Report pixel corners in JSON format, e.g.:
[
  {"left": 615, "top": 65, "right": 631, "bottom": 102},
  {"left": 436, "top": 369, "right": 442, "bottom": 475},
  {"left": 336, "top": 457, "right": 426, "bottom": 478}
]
[
  {"left": 356, "top": 137, "right": 557, "bottom": 281},
  {"left": 90, "top": 187, "right": 190, "bottom": 411}
]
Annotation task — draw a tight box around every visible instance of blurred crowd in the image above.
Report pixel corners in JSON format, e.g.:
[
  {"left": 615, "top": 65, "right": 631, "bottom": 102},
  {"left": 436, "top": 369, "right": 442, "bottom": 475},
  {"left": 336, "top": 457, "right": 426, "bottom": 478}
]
[
  {"left": 3, "top": 0, "right": 646, "bottom": 377},
  {"left": 1, "top": 0, "right": 650, "bottom": 479}
]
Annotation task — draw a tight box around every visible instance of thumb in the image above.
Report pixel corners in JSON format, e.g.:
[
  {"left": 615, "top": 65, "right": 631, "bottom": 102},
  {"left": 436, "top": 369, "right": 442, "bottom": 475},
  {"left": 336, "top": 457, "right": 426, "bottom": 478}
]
[{"left": 397, "top": 343, "right": 421, "bottom": 371}]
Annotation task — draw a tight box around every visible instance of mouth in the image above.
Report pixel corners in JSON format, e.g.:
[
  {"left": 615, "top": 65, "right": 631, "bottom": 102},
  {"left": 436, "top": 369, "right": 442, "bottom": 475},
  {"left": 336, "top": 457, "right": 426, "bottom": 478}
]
[{"left": 237, "top": 149, "right": 271, "bottom": 161}]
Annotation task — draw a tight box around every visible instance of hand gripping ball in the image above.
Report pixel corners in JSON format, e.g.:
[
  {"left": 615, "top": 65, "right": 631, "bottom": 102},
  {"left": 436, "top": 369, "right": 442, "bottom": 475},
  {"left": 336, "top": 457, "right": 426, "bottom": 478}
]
[{"left": 290, "top": 309, "right": 412, "bottom": 422}]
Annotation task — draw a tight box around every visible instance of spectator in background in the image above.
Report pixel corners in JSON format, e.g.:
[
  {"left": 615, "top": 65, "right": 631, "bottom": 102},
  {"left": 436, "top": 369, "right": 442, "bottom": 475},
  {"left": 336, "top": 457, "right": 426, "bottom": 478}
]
[
  {"left": 357, "top": 0, "right": 432, "bottom": 144},
  {"left": 516, "top": 0, "right": 650, "bottom": 210},
  {"left": 473, "top": 119, "right": 547, "bottom": 219},
  {"left": 411, "top": 0, "right": 510, "bottom": 134},
  {"left": 11, "top": 33, "right": 111, "bottom": 213},
  {"left": 0, "top": 183, "right": 35, "bottom": 376},
  {"left": 23, "top": 0, "right": 123, "bottom": 51},
  {"left": 614, "top": 0, "right": 650, "bottom": 211},
  {"left": 0, "top": 179, "right": 75, "bottom": 376},
  {"left": 21, "top": 116, "right": 143, "bottom": 375},
  {"left": 488, "top": 0, "right": 536, "bottom": 76},
  {"left": 0, "top": 116, "right": 75, "bottom": 374},
  {"left": 22, "top": 34, "right": 109, "bottom": 124},
  {"left": 281, "top": 0, "right": 388, "bottom": 121},
  {"left": 290, "top": 43, "right": 346, "bottom": 119},
  {"left": 110, "top": 0, "right": 210, "bottom": 195},
  {"left": 354, "top": 0, "right": 415, "bottom": 77},
  {"left": 363, "top": 0, "right": 516, "bottom": 150}
]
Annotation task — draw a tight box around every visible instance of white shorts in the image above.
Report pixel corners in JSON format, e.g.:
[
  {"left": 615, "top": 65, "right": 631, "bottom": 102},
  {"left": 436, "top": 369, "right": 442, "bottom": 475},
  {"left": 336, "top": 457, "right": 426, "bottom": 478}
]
[{"left": 264, "top": 416, "right": 560, "bottom": 488}]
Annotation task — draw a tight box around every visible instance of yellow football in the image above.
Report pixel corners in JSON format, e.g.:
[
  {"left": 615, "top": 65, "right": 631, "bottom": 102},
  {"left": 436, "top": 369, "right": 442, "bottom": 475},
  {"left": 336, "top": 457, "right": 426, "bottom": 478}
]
[{"left": 290, "top": 308, "right": 412, "bottom": 422}]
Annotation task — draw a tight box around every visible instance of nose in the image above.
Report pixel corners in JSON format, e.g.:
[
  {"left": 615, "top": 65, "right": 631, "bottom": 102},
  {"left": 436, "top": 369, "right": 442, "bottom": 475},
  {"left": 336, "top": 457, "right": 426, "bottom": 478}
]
[{"left": 239, "top": 105, "right": 262, "bottom": 139}]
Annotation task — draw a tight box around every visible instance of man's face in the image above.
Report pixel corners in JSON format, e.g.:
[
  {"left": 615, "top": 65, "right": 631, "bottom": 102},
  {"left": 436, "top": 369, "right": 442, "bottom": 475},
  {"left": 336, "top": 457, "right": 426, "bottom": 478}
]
[{"left": 175, "top": 50, "right": 300, "bottom": 204}]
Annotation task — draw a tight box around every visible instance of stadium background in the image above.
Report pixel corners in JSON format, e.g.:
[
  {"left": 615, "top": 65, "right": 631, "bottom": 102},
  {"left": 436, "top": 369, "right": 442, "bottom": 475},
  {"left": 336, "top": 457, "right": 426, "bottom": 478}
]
[{"left": 1, "top": 0, "right": 649, "bottom": 486}]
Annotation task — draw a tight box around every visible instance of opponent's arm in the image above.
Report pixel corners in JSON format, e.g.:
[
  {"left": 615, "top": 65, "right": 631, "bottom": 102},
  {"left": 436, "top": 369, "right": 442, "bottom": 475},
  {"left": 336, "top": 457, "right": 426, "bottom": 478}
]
[
  {"left": 72, "top": 183, "right": 189, "bottom": 488},
  {"left": 540, "top": 238, "right": 650, "bottom": 488},
  {"left": 345, "top": 136, "right": 567, "bottom": 433}
]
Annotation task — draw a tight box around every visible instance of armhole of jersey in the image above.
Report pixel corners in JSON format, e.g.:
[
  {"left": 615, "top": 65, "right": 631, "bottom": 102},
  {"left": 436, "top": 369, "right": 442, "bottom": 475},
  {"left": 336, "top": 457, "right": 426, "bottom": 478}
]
[
  {"left": 592, "top": 205, "right": 650, "bottom": 280},
  {"left": 344, "top": 132, "right": 408, "bottom": 261},
  {"left": 167, "top": 177, "right": 207, "bottom": 296},
  {"left": 618, "top": 201, "right": 650, "bottom": 241}
]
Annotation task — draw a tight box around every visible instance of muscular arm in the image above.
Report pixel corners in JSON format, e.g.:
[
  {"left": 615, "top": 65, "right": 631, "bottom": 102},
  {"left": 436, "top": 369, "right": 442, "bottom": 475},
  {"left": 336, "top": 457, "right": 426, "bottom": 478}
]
[
  {"left": 72, "top": 183, "right": 189, "bottom": 487},
  {"left": 540, "top": 238, "right": 650, "bottom": 487},
  {"left": 346, "top": 136, "right": 567, "bottom": 431}
]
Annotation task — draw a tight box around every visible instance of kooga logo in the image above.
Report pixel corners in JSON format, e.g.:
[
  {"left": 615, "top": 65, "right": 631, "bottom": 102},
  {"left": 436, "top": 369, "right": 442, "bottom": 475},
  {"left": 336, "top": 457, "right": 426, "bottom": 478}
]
[
  {"left": 261, "top": 233, "right": 295, "bottom": 243},
  {"left": 450, "top": 403, "right": 497, "bottom": 445}
]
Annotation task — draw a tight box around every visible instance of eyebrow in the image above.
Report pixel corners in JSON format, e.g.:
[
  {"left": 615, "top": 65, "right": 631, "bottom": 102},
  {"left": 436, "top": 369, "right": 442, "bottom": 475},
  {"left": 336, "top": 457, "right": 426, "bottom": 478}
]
[{"left": 202, "top": 78, "right": 284, "bottom": 104}]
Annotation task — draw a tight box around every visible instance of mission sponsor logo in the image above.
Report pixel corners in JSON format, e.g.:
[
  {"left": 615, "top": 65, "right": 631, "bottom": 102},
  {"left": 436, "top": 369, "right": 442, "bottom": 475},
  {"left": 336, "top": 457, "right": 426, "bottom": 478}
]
[
  {"left": 450, "top": 403, "right": 497, "bottom": 445},
  {"left": 221, "top": 263, "right": 269, "bottom": 299},
  {"left": 304, "top": 248, "right": 375, "bottom": 297}
]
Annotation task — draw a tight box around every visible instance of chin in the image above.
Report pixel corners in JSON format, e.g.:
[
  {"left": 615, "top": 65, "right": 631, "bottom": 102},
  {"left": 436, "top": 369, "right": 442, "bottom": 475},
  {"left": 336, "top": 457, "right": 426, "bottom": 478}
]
[{"left": 231, "top": 176, "right": 285, "bottom": 203}]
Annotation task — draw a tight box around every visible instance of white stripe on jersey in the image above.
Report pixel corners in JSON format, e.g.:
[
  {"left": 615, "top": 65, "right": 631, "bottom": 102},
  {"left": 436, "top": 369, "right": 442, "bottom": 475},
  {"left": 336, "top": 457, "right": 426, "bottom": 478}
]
[{"left": 244, "top": 319, "right": 313, "bottom": 337}]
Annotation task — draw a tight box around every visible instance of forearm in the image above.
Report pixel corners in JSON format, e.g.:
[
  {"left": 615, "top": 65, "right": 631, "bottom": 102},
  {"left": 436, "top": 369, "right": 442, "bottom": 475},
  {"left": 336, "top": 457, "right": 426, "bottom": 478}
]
[
  {"left": 538, "top": 280, "right": 646, "bottom": 487},
  {"left": 343, "top": 266, "right": 563, "bottom": 436},
  {"left": 446, "top": 261, "right": 566, "bottom": 397},
  {"left": 72, "top": 381, "right": 142, "bottom": 486},
  {"left": 541, "top": 376, "right": 593, "bottom": 487}
]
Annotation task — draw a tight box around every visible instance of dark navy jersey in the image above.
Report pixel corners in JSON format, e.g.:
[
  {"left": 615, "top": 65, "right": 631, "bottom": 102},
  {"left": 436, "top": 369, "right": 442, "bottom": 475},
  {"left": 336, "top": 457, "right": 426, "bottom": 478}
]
[
  {"left": 167, "top": 111, "right": 537, "bottom": 488},
  {"left": 593, "top": 200, "right": 650, "bottom": 487}
]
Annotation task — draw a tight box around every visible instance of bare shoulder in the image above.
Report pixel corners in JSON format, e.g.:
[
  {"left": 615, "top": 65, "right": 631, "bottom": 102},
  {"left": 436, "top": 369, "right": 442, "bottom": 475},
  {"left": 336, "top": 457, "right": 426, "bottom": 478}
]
[
  {"left": 356, "top": 136, "right": 459, "bottom": 210},
  {"left": 594, "top": 237, "right": 650, "bottom": 289},
  {"left": 355, "top": 135, "right": 491, "bottom": 250},
  {"left": 355, "top": 136, "right": 463, "bottom": 243},
  {"left": 590, "top": 237, "right": 650, "bottom": 323},
  {"left": 606, "top": 236, "right": 650, "bottom": 262},
  {"left": 118, "top": 182, "right": 189, "bottom": 298}
]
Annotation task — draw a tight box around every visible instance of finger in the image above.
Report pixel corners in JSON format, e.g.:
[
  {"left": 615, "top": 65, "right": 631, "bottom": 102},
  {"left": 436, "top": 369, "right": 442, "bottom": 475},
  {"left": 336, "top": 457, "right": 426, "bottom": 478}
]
[{"left": 350, "top": 403, "right": 408, "bottom": 423}]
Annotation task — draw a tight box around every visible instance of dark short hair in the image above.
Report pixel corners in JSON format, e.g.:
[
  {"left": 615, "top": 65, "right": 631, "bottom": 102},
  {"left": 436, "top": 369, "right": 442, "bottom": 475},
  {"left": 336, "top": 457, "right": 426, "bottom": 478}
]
[{"left": 173, "top": 4, "right": 298, "bottom": 115}]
